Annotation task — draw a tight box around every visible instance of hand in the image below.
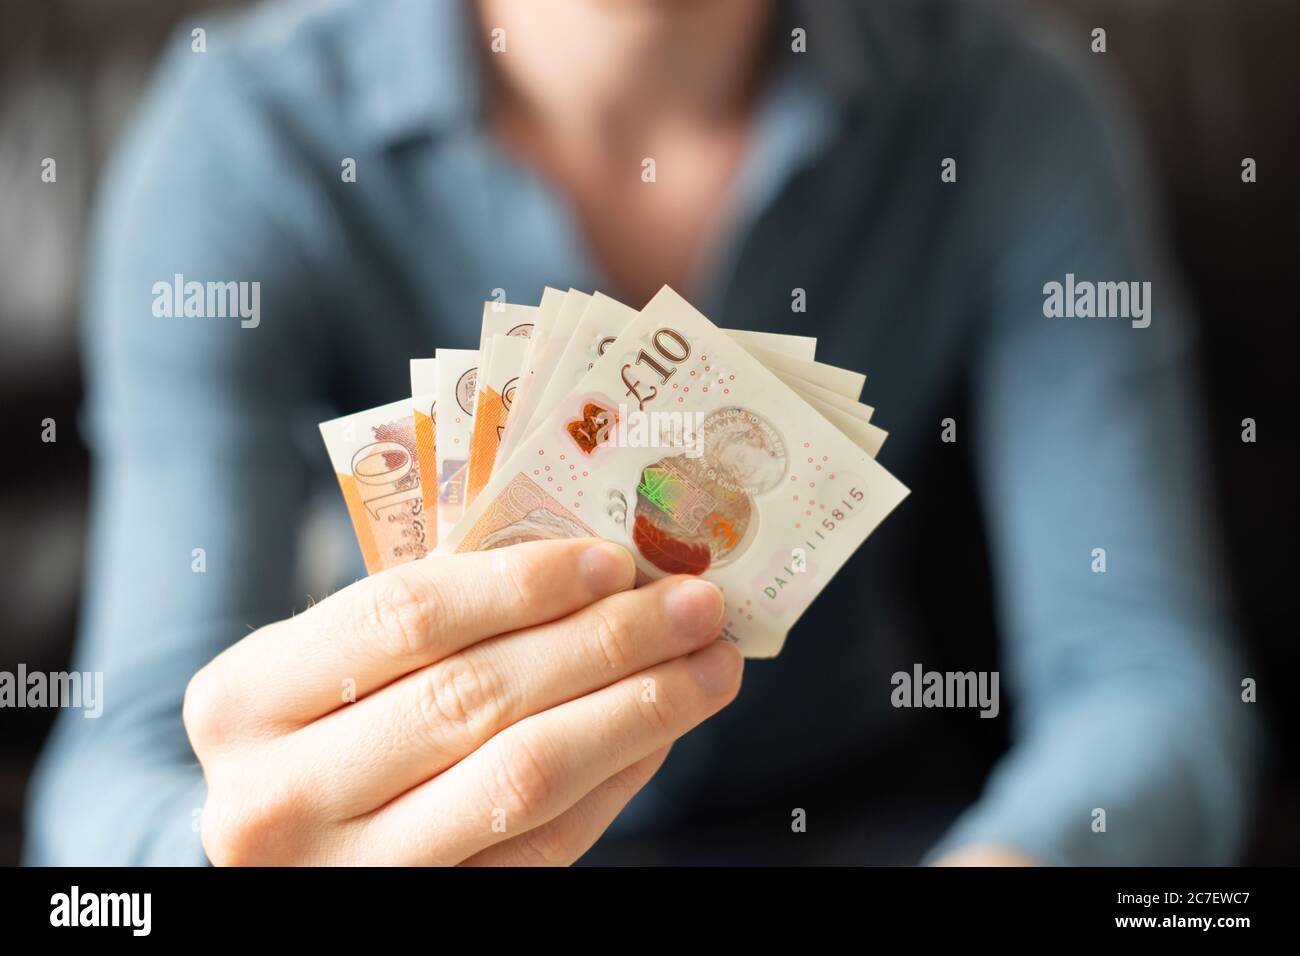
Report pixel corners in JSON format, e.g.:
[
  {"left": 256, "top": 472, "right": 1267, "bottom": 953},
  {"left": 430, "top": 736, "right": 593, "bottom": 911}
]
[{"left": 183, "top": 538, "right": 741, "bottom": 865}]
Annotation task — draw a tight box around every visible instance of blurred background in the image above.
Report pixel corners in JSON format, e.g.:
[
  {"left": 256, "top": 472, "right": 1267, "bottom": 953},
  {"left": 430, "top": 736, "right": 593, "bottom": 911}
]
[{"left": 1, "top": 0, "right": 1296, "bottom": 865}]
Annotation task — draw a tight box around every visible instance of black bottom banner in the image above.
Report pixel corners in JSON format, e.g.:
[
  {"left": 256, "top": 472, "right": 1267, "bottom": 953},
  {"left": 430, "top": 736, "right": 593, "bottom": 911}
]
[{"left": 0, "top": 865, "right": 1288, "bottom": 942}]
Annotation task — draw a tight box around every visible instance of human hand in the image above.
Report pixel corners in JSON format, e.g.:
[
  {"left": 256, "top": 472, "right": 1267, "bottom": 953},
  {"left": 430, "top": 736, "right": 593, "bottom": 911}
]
[{"left": 184, "top": 538, "right": 741, "bottom": 865}]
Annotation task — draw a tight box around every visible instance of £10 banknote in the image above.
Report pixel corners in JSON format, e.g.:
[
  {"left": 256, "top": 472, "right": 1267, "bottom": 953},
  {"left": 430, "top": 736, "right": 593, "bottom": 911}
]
[
  {"left": 321, "top": 285, "right": 907, "bottom": 656},
  {"left": 319, "top": 398, "right": 432, "bottom": 573}
]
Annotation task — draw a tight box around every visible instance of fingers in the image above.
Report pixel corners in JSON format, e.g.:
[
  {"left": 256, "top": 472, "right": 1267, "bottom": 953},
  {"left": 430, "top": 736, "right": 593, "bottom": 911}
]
[
  {"left": 460, "top": 746, "right": 671, "bottom": 866},
  {"left": 356, "top": 641, "right": 743, "bottom": 865},
  {"left": 187, "top": 538, "right": 636, "bottom": 740},
  {"left": 288, "top": 575, "right": 725, "bottom": 818}
]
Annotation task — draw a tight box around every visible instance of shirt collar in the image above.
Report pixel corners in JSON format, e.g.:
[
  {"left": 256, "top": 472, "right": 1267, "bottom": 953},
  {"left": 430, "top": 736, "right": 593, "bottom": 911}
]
[
  {"left": 346, "top": 0, "right": 481, "bottom": 148},
  {"left": 345, "top": 0, "right": 930, "bottom": 151}
]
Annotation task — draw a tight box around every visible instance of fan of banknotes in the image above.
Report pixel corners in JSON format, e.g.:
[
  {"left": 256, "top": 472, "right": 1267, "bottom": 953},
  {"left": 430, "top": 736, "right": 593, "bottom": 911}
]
[{"left": 319, "top": 286, "right": 909, "bottom": 658}]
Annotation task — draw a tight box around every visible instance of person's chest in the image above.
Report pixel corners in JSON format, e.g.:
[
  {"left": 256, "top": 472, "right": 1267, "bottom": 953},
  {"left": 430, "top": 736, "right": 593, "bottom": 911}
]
[
  {"left": 308, "top": 102, "right": 1001, "bottom": 816},
  {"left": 322, "top": 104, "right": 981, "bottom": 585}
]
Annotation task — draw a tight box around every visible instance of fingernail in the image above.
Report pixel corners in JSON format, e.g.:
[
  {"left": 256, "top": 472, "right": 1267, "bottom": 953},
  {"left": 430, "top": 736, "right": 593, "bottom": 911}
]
[
  {"left": 690, "top": 642, "right": 743, "bottom": 695},
  {"left": 579, "top": 541, "right": 636, "bottom": 595},
  {"left": 662, "top": 578, "right": 725, "bottom": 641}
]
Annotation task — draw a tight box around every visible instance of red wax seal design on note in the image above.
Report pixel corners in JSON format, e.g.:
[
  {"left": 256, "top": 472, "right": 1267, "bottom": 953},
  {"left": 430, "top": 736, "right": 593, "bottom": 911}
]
[
  {"left": 566, "top": 402, "right": 616, "bottom": 455},
  {"left": 632, "top": 514, "right": 712, "bottom": 575},
  {"left": 631, "top": 407, "right": 786, "bottom": 576}
]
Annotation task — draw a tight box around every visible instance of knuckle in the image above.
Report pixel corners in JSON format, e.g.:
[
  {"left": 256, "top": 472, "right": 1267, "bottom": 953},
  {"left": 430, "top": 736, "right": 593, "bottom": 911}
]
[
  {"left": 485, "top": 735, "right": 555, "bottom": 822},
  {"left": 495, "top": 546, "right": 544, "bottom": 610},
  {"left": 517, "top": 822, "right": 575, "bottom": 867},
  {"left": 418, "top": 654, "right": 501, "bottom": 743},
  {"left": 716, "top": 662, "right": 743, "bottom": 704},
  {"left": 364, "top": 568, "right": 442, "bottom": 661},
  {"left": 201, "top": 803, "right": 258, "bottom": 868},
  {"left": 201, "top": 776, "right": 310, "bottom": 867},
  {"left": 639, "top": 675, "right": 679, "bottom": 736},
  {"left": 182, "top": 664, "right": 230, "bottom": 752},
  {"left": 587, "top": 602, "right": 637, "bottom": 674}
]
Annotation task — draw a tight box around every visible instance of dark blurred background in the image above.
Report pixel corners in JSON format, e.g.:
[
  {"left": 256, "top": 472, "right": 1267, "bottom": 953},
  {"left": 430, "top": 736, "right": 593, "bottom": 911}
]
[{"left": 1, "top": 0, "right": 1296, "bottom": 865}]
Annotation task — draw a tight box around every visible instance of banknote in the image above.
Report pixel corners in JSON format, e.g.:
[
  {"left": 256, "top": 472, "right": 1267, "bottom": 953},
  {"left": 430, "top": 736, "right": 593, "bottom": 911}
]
[
  {"left": 517, "top": 293, "right": 639, "bottom": 450},
  {"left": 319, "top": 398, "right": 431, "bottom": 573},
  {"left": 478, "top": 301, "right": 536, "bottom": 355},
  {"left": 476, "top": 337, "right": 497, "bottom": 413},
  {"left": 505, "top": 287, "right": 566, "bottom": 459},
  {"left": 502, "top": 293, "right": 832, "bottom": 473},
  {"left": 409, "top": 359, "right": 439, "bottom": 536},
  {"left": 745, "top": 344, "right": 866, "bottom": 401},
  {"left": 465, "top": 334, "right": 531, "bottom": 505},
  {"left": 800, "top": 395, "right": 887, "bottom": 457},
  {"left": 769, "top": 369, "right": 874, "bottom": 422},
  {"left": 444, "top": 286, "right": 909, "bottom": 658},
  {"left": 498, "top": 289, "right": 591, "bottom": 463},
  {"left": 433, "top": 348, "right": 480, "bottom": 543},
  {"left": 474, "top": 302, "right": 533, "bottom": 428},
  {"left": 726, "top": 329, "right": 817, "bottom": 361}
]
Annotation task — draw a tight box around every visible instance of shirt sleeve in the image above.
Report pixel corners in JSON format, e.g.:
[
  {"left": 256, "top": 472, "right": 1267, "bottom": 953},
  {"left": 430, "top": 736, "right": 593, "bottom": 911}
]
[
  {"left": 925, "top": 38, "right": 1265, "bottom": 865},
  {"left": 24, "top": 32, "right": 333, "bottom": 864}
]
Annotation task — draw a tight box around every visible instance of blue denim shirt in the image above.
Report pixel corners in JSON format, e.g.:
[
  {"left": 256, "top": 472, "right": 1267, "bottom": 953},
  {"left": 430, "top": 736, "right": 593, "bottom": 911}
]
[{"left": 27, "top": 0, "right": 1260, "bottom": 864}]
